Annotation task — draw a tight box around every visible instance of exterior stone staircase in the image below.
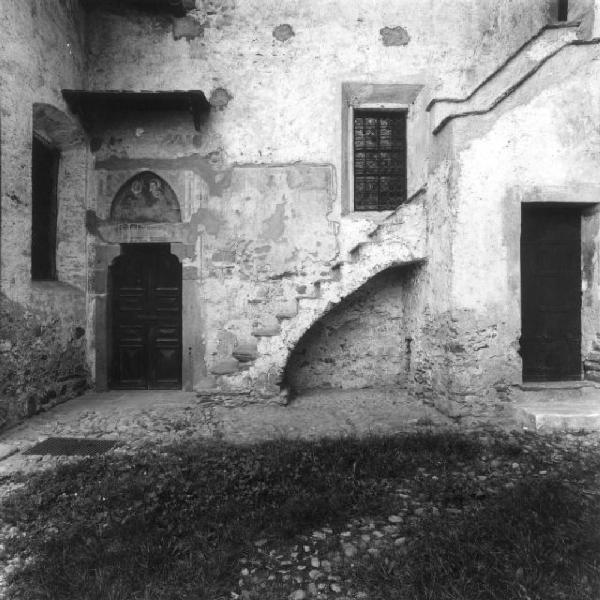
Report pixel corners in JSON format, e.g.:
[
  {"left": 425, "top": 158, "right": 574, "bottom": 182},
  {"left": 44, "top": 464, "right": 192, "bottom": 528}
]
[
  {"left": 210, "top": 22, "right": 588, "bottom": 398},
  {"left": 214, "top": 190, "right": 427, "bottom": 397},
  {"left": 428, "top": 23, "right": 580, "bottom": 135}
]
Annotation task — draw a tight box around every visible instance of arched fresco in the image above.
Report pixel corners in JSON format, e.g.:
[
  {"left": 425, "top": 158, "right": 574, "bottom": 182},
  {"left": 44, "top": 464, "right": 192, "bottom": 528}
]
[{"left": 110, "top": 171, "right": 181, "bottom": 223}]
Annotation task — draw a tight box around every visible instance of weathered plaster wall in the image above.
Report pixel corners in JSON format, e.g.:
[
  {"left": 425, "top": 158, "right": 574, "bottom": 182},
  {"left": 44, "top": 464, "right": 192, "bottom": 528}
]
[
  {"left": 0, "top": 0, "right": 89, "bottom": 428},
  {"left": 81, "top": 0, "right": 567, "bottom": 397},
  {"left": 86, "top": 0, "right": 552, "bottom": 206},
  {"left": 434, "top": 42, "right": 600, "bottom": 416},
  {"left": 0, "top": 0, "right": 87, "bottom": 297},
  {"left": 285, "top": 265, "right": 421, "bottom": 391},
  {"left": 87, "top": 113, "right": 339, "bottom": 390}
]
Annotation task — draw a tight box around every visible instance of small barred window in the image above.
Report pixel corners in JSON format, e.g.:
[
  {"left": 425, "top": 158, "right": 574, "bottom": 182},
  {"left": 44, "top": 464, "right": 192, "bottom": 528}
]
[
  {"left": 353, "top": 110, "right": 407, "bottom": 211},
  {"left": 558, "top": 0, "right": 568, "bottom": 21}
]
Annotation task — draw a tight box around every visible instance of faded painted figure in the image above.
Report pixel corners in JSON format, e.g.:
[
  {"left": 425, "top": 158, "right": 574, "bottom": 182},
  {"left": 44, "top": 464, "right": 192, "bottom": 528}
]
[{"left": 111, "top": 172, "right": 181, "bottom": 223}]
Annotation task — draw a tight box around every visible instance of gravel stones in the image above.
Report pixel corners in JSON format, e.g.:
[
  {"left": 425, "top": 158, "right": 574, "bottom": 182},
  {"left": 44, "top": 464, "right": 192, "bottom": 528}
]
[{"left": 230, "top": 431, "right": 600, "bottom": 600}]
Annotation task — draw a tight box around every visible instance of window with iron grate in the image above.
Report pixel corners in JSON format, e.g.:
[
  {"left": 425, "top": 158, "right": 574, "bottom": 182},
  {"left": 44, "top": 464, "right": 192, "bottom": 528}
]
[
  {"left": 558, "top": 0, "right": 568, "bottom": 21},
  {"left": 353, "top": 109, "right": 407, "bottom": 211}
]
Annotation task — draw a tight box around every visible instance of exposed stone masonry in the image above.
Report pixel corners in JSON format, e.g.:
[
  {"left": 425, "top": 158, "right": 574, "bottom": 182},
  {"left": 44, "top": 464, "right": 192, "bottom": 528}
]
[{"left": 0, "top": 294, "right": 88, "bottom": 431}]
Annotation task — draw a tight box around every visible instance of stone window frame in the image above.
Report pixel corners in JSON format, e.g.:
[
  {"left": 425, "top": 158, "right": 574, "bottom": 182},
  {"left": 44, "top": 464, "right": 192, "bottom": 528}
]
[
  {"left": 341, "top": 83, "right": 423, "bottom": 215},
  {"left": 31, "top": 103, "right": 86, "bottom": 285}
]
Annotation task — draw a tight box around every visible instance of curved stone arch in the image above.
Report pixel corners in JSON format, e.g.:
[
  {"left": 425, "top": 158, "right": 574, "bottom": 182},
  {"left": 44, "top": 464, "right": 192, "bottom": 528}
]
[
  {"left": 282, "top": 263, "right": 424, "bottom": 392},
  {"left": 252, "top": 257, "right": 428, "bottom": 392},
  {"left": 288, "top": 260, "right": 425, "bottom": 347},
  {"left": 110, "top": 171, "right": 182, "bottom": 223}
]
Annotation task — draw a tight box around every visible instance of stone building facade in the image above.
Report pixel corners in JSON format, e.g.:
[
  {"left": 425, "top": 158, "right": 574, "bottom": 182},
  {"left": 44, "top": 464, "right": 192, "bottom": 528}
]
[{"left": 1, "top": 0, "right": 600, "bottom": 428}]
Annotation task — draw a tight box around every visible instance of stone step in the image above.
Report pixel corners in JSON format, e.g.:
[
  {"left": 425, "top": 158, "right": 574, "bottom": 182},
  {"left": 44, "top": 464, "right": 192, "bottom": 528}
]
[
  {"left": 584, "top": 360, "right": 600, "bottom": 372},
  {"left": 275, "top": 310, "right": 297, "bottom": 321},
  {"left": 251, "top": 325, "right": 281, "bottom": 337},
  {"left": 232, "top": 342, "right": 258, "bottom": 363},
  {"left": 296, "top": 296, "right": 323, "bottom": 311},
  {"left": 512, "top": 398, "right": 600, "bottom": 432},
  {"left": 295, "top": 281, "right": 321, "bottom": 299}
]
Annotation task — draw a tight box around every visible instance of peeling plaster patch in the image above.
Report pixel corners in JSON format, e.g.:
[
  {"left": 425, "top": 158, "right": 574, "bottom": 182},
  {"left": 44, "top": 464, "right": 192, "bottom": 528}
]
[
  {"left": 210, "top": 357, "right": 239, "bottom": 375},
  {"left": 273, "top": 24, "right": 295, "bottom": 42},
  {"left": 95, "top": 156, "right": 232, "bottom": 197},
  {"left": 380, "top": 26, "right": 410, "bottom": 46},
  {"left": 6, "top": 192, "right": 23, "bottom": 206},
  {"left": 261, "top": 203, "right": 286, "bottom": 241},
  {"left": 212, "top": 250, "right": 236, "bottom": 263},
  {"left": 209, "top": 87, "right": 233, "bottom": 109},
  {"left": 188, "top": 0, "right": 235, "bottom": 29},
  {"left": 191, "top": 207, "right": 225, "bottom": 236},
  {"left": 173, "top": 16, "right": 205, "bottom": 40},
  {"left": 85, "top": 210, "right": 99, "bottom": 236}
]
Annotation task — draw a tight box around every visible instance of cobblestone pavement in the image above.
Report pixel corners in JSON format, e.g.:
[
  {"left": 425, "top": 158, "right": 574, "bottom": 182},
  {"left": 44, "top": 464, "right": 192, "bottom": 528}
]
[
  {"left": 234, "top": 429, "right": 600, "bottom": 600},
  {"left": 0, "top": 388, "right": 475, "bottom": 476}
]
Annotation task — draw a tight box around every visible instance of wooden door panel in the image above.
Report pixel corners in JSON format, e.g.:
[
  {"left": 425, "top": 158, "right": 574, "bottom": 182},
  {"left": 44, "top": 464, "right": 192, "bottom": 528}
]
[
  {"left": 111, "top": 244, "right": 182, "bottom": 389},
  {"left": 154, "top": 294, "right": 180, "bottom": 313},
  {"left": 150, "top": 346, "right": 181, "bottom": 388},
  {"left": 521, "top": 204, "right": 582, "bottom": 382},
  {"left": 116, "top": 346, "right": 146, "bottom": 388},
  {"left": 117, "top": 293, "right": 145, "bottom": 312},
  {"left": 154, "top": 326, "right": 179, "bottom": 341},
  {"left": 117, "top": 325, "right": 145, "bottom": 343}
]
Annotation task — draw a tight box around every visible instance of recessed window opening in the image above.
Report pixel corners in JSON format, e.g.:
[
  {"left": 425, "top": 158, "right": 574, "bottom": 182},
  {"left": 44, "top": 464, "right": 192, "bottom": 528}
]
[
  {"left": 31, "top": 134, "right": 59, "bottom": 280},
  {"left": 558, "top": 0, "right": 568, "bottom": 21},
  {"left": 353, "top": 109, "right": 407, "bottom": 211}
]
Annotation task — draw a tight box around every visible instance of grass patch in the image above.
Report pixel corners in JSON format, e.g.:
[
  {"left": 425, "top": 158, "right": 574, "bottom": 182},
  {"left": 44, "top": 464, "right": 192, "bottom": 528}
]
[
  {"left": 350, "top": 476, "right": 600, "bottom": 599},
  {"left": 1, "top": 431, "right": 599, "bottom": 599}
]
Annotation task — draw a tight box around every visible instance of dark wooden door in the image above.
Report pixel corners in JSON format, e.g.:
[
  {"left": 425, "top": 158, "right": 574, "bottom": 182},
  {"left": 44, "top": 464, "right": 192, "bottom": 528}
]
[
  {"left": 110, "top": 244, "right": 182, "bottom": 389},
  {"left": 521, "top": 204, "right": 581, "bottom": 382}
]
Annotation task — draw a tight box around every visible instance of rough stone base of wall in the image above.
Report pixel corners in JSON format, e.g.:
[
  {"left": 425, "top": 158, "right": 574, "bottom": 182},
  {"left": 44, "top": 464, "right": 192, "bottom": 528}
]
[
  {"left": 409, "top": 309, "right": 519, "bottom": 423},
  {"left": 0, "top": 293, "right": 89, "bottom": 431}
]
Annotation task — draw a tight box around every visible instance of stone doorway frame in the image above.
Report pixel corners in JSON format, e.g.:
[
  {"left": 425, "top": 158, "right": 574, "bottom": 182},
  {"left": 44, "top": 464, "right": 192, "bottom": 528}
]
[
  {"left": 505, "top": 191, "right": 600, "bottom": 385},
  {"left": 94, "top": 241, "right": 194, "bottom": 391}
]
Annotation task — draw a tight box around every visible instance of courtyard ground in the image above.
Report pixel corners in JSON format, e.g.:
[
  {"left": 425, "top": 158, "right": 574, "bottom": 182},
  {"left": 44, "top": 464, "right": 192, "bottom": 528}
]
[
  {"left": 0, "top": 390, "right": 599, "bottom": 599},
  {"left": 0, "top": 388, "right": 460, "bottom": 476}
]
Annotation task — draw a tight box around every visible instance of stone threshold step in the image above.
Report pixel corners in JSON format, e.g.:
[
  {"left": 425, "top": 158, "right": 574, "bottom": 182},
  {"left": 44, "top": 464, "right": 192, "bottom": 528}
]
[
  {"left": 515, "top": 381, "right": 600, "bottom": 392},
  {"left": 512, "top": 400, "right": 600, "bottom": 432}
]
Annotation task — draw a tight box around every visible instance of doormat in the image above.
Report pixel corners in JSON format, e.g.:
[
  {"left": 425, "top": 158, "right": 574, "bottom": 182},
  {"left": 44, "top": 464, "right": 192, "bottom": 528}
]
[{"left": 23, "top": 437, "right": 117, "bottom": 456}]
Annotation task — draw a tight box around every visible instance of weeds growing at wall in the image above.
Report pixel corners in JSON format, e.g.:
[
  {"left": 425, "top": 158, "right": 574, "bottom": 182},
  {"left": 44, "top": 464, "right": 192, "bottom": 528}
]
[{"left": 0, "top": 293, "right": 87, "bottom": 428}]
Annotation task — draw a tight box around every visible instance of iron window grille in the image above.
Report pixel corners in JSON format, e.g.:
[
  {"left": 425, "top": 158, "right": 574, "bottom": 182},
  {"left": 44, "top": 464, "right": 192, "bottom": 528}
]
[
  {"left": 558, "top": 0, "right": 568, "bottom": 21},
  {"left": 353, "top": 109, "right": 407, "bottom": 211}
]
